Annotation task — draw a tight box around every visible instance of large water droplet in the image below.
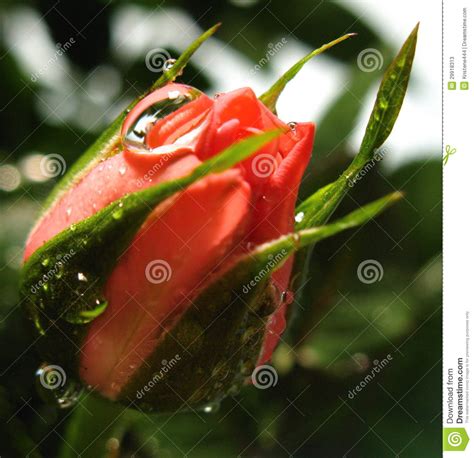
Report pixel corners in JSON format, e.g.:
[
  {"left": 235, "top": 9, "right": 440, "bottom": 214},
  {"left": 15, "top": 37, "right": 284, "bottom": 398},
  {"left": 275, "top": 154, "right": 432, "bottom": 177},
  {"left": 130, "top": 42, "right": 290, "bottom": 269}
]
[{"left": 122, "top": 88, "right": 202, "bottom": 151}]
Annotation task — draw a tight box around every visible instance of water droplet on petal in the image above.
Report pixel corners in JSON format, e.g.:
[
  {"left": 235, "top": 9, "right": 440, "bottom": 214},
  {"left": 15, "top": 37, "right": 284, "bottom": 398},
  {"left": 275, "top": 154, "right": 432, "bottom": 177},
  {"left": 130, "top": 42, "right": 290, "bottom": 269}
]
[
  {"left": 118, "top": 165, "right": 127, "bottom": 176},
  {"left": 122, "top": 87, "right": 202, "bottom": 151},
  {"left": 246, "top": 241, "right": 256, "bottom": 251},
  {"left": 287, "top": 121, "right": 297, "bottom": 131}
]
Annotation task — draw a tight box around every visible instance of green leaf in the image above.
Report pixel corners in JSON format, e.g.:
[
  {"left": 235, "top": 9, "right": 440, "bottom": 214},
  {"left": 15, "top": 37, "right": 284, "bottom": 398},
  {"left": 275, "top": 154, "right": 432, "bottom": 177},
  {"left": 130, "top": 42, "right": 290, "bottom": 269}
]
[
  {"left": 296, "top": 23, "right": 418, "bottom": 230},
  {"left": 20, "top": 130, "right": 280, "bottom": 374},
  {"left": 42, "top": 24, "right": 221, "bottom": 211},
  {"left": 259, "top": 33, "right": 356, "bottom": 113}
]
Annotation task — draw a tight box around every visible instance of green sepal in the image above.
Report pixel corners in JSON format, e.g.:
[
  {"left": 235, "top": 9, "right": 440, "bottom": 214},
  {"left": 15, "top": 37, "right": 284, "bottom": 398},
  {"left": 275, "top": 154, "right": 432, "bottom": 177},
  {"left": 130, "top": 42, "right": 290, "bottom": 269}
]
[
  {"left": 20, "top": 130, "right": 280, "bottom": 375},
  {"left": 42, "top": 24, "right": 221, "bottom": 212},
  {"left": 119, "top": 192, "right": 401, "bottom": 411},
  {"left": 259, "top": 33, "right": 356, "bottom": 113},
  {"left": 296, "top": 23, "right": 418, "bottom": 231},
  {"left": 290, "top": 24, "right": 418, "bottom": 308}
]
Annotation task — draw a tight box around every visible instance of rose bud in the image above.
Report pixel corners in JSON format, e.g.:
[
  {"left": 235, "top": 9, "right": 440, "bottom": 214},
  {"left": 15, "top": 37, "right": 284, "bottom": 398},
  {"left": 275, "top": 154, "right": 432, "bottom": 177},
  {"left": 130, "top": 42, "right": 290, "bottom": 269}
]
[
  {"left": 22, "top": 81, "right": 314, "bottom": 410},
  {"left": 21, "top": 25, "right": 409, "bottom": 411}
]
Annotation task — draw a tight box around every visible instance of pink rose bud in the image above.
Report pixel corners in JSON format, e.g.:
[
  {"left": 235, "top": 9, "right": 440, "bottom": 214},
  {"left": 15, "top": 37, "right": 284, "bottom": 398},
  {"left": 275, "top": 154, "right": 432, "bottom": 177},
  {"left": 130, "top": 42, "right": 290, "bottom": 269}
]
[{"left": 22, "top": 82, "right": 314, "bottom": 410}]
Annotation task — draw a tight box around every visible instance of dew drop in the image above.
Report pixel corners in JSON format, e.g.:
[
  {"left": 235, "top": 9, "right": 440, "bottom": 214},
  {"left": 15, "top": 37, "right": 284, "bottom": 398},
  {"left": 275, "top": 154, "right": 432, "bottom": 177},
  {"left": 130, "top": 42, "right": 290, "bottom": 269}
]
[
  {"left": 41, "top": 258, "right": 50, "bottom": 267},
  {"left": 56, "top": 381, "right": 83, "bottom": 409},
  {"left": 118, "top": 165, "right": 127, "bottom": 176},
  {"left": 246, "top": 241, "right": 256, "bottom": 251},
  {"left": 167, "top": 90, "right": 181, "bottom": 100},
  {"left": 163, "top": 58, "right": 177, "bottom": 72},
  {"left": 280, "top": 290, "right": 294, "bottom": 307},
  {"left": 122, "top": 87, "right": 202, "bottom": 151},
  {"left": 295, "top": 211, "right": 304, "bottom": 223},
  {"left": 112, "top": 208, "right": 123, "bottom": 220},
  {"left": 77, "top": 272, "right": 88, "bottom": 282},
  {"left": 202, "top": 401, "right": 220, "bottom": 414},
  {"left": 66, "top": 207, "right": 72, "bottom": 217},
  {"left": 287, "top": 121, "right": 297, "bottom": 131},
  {"left": 35, "top": 363, "right": 83, "bottom": 409}
]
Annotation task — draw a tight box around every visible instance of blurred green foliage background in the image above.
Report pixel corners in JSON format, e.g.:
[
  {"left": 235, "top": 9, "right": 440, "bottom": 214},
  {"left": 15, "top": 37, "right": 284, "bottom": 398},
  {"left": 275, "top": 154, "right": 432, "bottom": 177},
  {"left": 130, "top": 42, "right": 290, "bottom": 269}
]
[{"left": 0, "top": 1, "right": 441, "bottom": 457}]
